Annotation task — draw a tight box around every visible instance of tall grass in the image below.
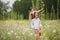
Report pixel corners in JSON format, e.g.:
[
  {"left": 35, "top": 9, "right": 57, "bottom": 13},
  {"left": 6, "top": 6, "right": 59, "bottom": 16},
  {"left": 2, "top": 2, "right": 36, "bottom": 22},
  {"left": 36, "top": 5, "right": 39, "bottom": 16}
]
[{"left": 0, "top": 20, "right": 60, "bottom": 40}]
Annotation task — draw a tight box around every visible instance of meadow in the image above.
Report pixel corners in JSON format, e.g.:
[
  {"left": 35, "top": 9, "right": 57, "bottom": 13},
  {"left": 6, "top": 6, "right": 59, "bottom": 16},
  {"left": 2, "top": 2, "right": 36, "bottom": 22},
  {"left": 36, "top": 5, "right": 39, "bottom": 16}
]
[{"left": 0, "top": 20, "right": 60, "bottom": 40}]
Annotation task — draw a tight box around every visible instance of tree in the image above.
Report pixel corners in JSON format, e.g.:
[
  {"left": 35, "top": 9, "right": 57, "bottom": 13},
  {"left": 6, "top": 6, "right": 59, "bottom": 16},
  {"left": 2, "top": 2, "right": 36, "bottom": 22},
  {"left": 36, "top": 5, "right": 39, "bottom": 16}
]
[
  {"left": 13, "top": 0, "right": 32, "bottom": 19},
  {"left": 57, "top": 0, "right": 59, "bottom": 19},
  {"left": 0, "top": 0, "right": 10, "bottom": 20},
  {"left": 0, "top": 0, "right": 3, "bottom": 19}
]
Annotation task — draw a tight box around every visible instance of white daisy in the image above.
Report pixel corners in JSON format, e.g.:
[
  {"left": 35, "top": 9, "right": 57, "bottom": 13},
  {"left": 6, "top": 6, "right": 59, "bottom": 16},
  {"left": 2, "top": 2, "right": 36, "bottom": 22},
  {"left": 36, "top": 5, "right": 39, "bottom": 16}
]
[{"left": 53, "top": 29, "right": 56, "bottom": 33}]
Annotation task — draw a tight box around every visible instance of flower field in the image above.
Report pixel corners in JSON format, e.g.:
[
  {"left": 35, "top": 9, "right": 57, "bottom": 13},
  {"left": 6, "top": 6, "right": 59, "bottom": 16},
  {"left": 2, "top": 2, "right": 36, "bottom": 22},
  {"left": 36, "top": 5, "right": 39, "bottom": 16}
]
[{"left": 0, "top": 20, "right": 60, "bottom": 40}]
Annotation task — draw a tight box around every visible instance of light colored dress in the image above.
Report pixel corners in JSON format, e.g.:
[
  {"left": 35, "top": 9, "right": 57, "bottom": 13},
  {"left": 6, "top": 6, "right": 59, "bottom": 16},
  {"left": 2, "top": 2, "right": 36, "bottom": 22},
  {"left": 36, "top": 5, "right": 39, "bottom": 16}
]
[{"left": 31, "top": 18, "right": 42, "bottom": 29}]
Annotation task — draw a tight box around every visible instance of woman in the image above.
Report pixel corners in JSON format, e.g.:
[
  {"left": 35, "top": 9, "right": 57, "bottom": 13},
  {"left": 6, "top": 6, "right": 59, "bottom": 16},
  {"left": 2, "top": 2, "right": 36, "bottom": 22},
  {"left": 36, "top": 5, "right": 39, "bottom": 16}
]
[{"left": 29, "top": 8, "right": 43, "bottom": 40}]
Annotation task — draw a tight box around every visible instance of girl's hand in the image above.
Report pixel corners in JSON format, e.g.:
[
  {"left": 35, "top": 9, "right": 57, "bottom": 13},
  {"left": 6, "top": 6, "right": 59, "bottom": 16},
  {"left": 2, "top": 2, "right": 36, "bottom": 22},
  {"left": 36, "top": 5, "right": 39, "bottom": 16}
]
[
  {"left": 37, "top": 8, "right": 44, "bottom": 13},
  {"left": 30, "top": 10, "right": 35, "bottom": 14}
]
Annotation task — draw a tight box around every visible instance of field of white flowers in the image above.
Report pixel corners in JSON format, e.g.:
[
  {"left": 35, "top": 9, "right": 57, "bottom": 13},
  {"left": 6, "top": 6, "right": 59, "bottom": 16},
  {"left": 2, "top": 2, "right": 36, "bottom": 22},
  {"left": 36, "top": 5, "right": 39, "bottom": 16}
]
[{"left": 0, "top": 20, "right": 60, "bottom": 40}]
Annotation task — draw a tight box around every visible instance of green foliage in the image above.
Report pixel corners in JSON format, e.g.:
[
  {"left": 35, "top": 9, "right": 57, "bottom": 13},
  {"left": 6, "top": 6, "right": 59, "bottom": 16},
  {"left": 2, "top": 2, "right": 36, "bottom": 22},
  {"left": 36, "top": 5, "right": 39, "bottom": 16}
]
[
  {"left": 42, "top": 20, "right": 60, "bottom": 40},
  {"left": 0, "top": 1, "right": 3, "bottom": 19},
  {"left": 13, "top": 0, "right": 32, "bottom": 19},
  {"left": 0, "top": 0, "right": 10, "bottom": 20},
  {"left": 0, "top": 0, "right": 60, "bottom": 20},
  {"left": 39, "top": 12, "right": 45, "bottom": 20}
]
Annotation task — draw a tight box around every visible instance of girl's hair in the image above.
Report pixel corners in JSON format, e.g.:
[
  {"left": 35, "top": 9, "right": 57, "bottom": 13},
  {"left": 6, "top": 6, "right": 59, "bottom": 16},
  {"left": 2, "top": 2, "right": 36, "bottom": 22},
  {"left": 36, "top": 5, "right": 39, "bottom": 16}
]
[{"left": 31, "top": 12, "right": 39, "bottom": 19}]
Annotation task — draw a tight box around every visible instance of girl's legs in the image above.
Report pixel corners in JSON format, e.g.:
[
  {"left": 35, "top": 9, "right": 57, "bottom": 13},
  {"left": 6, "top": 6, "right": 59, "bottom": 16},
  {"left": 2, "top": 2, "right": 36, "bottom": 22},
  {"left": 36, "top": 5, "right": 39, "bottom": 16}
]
[
  {"left": 35, "top": 30, "right": 38, "bottom": 40},
  {"left": 34, "top": 29, "right": 41, "bottom": 40}
]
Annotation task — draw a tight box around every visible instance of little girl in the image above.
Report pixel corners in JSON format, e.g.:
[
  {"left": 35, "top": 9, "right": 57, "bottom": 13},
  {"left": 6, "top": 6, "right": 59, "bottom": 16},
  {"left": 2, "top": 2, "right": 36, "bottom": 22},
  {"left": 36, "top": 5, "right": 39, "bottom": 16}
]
[{"left": 30, "top": 9, "right": 42, "bottom": 40}]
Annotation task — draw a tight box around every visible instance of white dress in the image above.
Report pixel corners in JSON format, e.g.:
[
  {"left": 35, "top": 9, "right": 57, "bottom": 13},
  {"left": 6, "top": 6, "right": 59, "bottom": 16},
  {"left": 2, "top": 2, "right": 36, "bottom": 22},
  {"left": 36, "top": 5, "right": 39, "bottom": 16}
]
[{"left": 31, "top": 18, "right": 42, "bottom": 29}]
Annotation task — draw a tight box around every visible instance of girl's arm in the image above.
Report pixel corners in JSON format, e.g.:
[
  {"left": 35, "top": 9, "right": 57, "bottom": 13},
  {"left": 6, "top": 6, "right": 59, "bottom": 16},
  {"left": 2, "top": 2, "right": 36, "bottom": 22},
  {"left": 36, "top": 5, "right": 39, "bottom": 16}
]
[
  {"left": 29, "top": 11, "right": 31, "bottom": 21},
  {"left": 36, "top": 8, "right": 44, "bottom": 13},
  {"left": 31, "top": 20, "right": 34, "bottom": 29}
]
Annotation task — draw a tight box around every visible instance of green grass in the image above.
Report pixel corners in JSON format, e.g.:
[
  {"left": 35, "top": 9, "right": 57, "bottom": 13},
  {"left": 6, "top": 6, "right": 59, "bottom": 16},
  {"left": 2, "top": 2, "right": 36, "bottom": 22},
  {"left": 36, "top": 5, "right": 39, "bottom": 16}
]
[{"left": 0, "top": 20, "right": 60, "bottom": 40}]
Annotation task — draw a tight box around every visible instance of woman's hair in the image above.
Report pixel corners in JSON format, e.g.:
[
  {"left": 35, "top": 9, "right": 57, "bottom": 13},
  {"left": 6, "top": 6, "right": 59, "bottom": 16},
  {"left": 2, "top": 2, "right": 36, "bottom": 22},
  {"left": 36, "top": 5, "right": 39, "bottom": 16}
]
[{"left": 31, "top": 12, "right": 39, "bottom": 19}]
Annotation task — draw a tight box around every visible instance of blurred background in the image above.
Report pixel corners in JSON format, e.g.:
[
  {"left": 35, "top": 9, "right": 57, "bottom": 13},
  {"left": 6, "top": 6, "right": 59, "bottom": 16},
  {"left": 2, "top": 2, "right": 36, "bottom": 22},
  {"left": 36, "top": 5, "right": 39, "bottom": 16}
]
[
  {"left": 0, "top": 0, "right": 60, "bottom": 20},
  {"left": 0, "top": 0, "right": 60, "bottom": 40}
]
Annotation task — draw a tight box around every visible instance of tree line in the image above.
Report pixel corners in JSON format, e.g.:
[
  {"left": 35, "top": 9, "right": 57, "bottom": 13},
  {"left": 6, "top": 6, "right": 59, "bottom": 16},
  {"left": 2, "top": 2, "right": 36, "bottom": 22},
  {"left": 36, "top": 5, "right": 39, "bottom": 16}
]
[{"left": 0, "top": 0, "right": 60, "bottom": 20}]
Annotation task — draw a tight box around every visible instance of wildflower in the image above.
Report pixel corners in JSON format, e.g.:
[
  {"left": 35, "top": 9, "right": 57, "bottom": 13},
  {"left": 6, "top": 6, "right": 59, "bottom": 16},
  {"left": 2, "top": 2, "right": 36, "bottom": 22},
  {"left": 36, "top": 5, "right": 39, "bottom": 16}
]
[
  {"left": 16, "top": 36, "right": 20, "bottom": 38},
  {"left": 46, "top": 23, "right": 50, "bottom": 28},
  {"left": 14, "top": 32, "right": 17, "bottom": 35},
  {"left": 30, "top": 33, "right": 33, "bottom": 36},
  {"left": 53, "top": 29, "right": 56, "bottom": 33},
  {"left": 8, "top": 32, "right": 11, "bottom": 35},
  {"left": 11, "top": 30, "right": 13, "bottom": 33},
  {"left": 23, "top": 28, "right": 30, "bottom": 32},
  {"left": 22, "top": 31, "right": 25, "bottom": 35}
]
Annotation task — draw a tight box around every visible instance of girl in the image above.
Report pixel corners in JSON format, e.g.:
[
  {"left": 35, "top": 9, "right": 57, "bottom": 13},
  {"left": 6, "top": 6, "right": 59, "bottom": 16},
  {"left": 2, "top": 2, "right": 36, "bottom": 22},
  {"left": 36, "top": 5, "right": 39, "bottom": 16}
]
[{"left": 30, "top": 9, "right": 42, "bottom": 40}]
